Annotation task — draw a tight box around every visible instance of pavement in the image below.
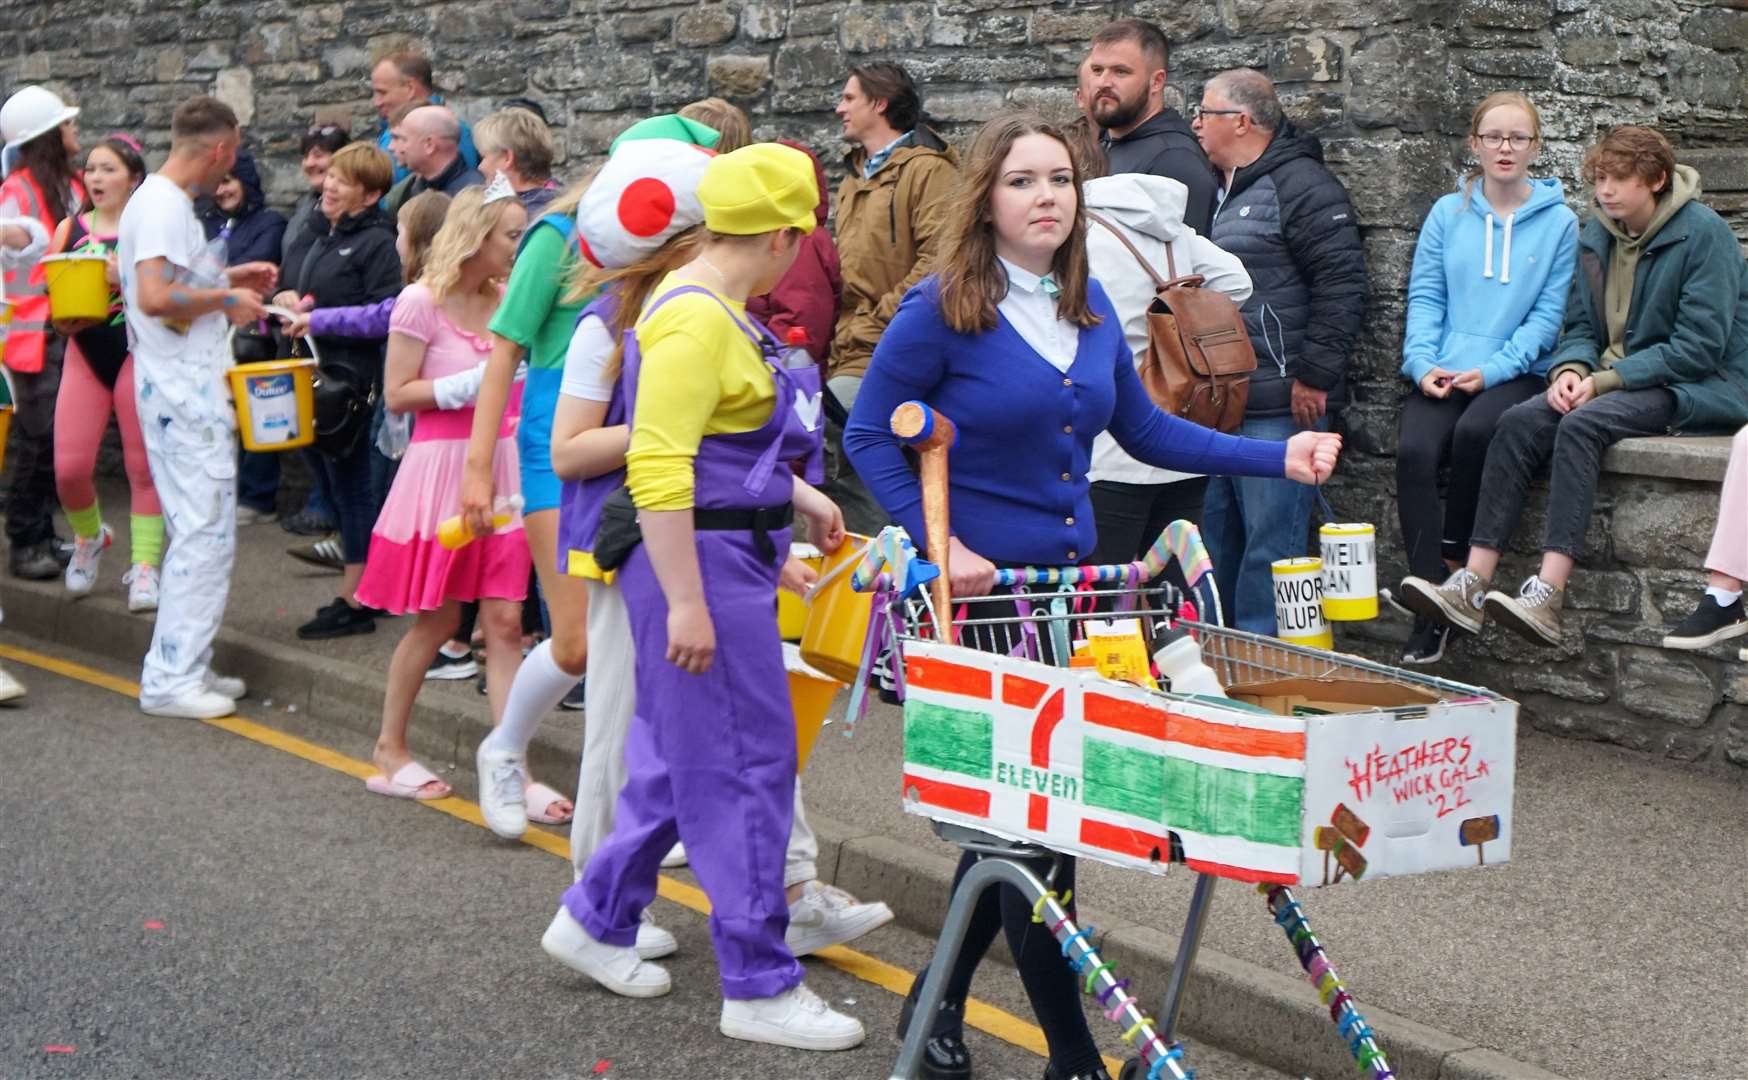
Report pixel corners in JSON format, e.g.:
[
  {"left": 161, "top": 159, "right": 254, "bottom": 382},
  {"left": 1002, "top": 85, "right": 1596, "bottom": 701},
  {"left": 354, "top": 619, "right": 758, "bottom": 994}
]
[
  {"left": 0, "top": 646, "right": 1289, "bottom": 1080},
  {"left": 6, "top": 489, "right": 1748, "bottom": 1080}
]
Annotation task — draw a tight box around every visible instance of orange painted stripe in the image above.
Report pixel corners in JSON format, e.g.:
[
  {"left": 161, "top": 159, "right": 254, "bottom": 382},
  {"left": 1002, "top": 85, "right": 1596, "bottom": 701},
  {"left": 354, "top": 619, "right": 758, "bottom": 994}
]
[
  {"left": 1184, "top": 857, "right": 1297, "bottom": 885},
  {"left": 1080, "top": 818, "right": 1171, "bottom": 863},
  {"left": 1028, "top": 688, "right": 1065, "bottom": 768},
  {"left": 1027, "top": 793, "right": 1048, "bottom": 832},
  {"left": 906, "top": 656, "right": 993, "bottom": 699},
  {"left": 903, "top": 773, "right": 991, "bottom": 817},
  {"left": 1002, "top": 673, "right": 1048, "bottom": 709},
  {"left": 1084, "top": 692, "right": 1167, "bottom": 740},
  {"left": 1165, "top": 713, "right": 1306, "bottom": 761}
]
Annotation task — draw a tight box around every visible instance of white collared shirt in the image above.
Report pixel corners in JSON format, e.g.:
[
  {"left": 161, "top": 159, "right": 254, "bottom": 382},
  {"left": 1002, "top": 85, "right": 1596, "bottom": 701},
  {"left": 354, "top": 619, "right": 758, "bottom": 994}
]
[{"left": 996, "top": 256, "right": 1078, "bottom": 374}]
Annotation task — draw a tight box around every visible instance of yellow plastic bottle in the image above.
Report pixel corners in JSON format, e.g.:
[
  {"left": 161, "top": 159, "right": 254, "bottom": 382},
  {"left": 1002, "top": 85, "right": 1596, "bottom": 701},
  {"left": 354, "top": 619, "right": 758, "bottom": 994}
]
[{"left": 438, "top": 494, "right": 524, "bottom": 550}]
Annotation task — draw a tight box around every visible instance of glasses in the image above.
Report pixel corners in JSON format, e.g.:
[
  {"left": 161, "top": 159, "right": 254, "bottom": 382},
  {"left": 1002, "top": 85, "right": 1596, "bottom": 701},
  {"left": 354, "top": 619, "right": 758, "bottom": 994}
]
[
  {"left": 1477, "top": 133, "right": 1535, "bottom": 150},
  {"left": 1191, "top": 105, "right": 1246, "bottom": 121}
]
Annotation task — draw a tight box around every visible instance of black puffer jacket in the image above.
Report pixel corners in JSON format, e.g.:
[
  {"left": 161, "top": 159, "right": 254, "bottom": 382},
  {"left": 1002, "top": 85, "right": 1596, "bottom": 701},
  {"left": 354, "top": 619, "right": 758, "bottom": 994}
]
[
  {"left": 1209, "top": 122, "right": 1367, "bottom": 418},
  {"left": 196, "top": 151, "right": 288, "bottom": 267},
  {"left": 280, "top": 204, "right": 402, "bottom": 383},
  {"left": 1102, "top": 107, "right": 1220, "bottom": 236}
]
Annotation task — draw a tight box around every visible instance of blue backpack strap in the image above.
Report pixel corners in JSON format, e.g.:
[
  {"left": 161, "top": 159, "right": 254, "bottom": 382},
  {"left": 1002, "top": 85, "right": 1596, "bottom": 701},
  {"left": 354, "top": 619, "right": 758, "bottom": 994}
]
[{"left": 516, "top": 211, "right": 575, "bottom": 259}]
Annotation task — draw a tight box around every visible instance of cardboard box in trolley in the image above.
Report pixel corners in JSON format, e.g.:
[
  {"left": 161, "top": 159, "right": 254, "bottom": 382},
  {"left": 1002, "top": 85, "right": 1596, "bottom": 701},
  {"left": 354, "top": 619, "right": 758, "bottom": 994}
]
[{"left": 898, "top": 641, "right": 1517, "bottom": 887}]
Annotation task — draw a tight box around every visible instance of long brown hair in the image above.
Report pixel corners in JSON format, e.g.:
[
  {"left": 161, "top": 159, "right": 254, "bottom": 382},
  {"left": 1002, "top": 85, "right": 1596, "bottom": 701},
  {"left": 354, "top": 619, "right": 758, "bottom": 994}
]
[
  {"left": 567, "top": 226, "right": 706, "bottom": 381},
  {"left": 936, "top": 113, "right": 1098, "bottom": 335},
  {"left": 17, "top": 127, "right": 78, "bottom": 225},
  {"left": 395, "top": 190, "right": 451, "bottom": 284}
]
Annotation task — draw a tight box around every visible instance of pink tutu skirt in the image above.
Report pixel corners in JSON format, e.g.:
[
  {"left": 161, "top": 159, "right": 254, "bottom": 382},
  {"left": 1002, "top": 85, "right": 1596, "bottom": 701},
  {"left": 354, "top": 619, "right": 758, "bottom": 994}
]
[{"left": 355, "top": 425, "right": 532, "bottom": 615}]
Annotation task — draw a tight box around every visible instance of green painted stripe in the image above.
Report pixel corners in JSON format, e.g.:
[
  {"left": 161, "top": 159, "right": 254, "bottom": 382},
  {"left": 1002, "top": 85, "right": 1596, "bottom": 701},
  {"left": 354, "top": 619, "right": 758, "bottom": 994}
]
[
  {"left": 1163, "top": 756, "right": 1303, "bottom": 847},
  {"left": 903, "top": 700, "right": 994, "bottom": 780},
  {"left": 1083, "top": 738, "right": 1166, "bottom": 822}
]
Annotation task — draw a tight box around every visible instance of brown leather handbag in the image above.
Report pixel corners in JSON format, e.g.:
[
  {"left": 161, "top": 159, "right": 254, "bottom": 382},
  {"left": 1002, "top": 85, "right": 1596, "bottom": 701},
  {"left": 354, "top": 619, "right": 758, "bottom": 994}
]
[{"left": 1087, "top": 211, "right": 1256, "bottom": 432}]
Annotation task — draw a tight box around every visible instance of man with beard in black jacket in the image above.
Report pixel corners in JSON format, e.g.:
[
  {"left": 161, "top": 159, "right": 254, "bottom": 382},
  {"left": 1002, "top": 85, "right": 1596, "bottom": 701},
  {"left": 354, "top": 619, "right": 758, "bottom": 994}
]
[
  {"left": 1193, "top": 67, "right": 1367, "bottom": 635},
  {"left": 1081, "top": 18, "right": 1220, "bottom": 234}
]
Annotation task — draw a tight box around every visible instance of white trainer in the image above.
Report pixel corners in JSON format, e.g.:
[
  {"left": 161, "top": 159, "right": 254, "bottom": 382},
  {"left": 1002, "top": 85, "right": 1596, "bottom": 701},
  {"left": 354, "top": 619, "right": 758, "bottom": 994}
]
[
  {"left": 720, "top": 983, "right": 865, "bottom": 1051},
  {"left": 542, "top": 906, "right": 671, "bottom": 998},
  {"left": 476, "top": 741, "right": 529, "bottom": 839},
  {"left": 141, "top": 689, "right": 236, "bottom": 720},
  {"left": 124, "top": 563, "right": 160, "bottom": 612},
  {"left": 205, "top": 672, "right": 247, "bottom": 701},
  {"left": 660, "top": 842, "right": 688, "bottom": 868},
  {"left": 635, "top": 913, "right": 678, "bottom": 960},
  {"left": 0, "top": 664, "right": 26, "bottom": 703},
  {"left": 785, "top": 882, "right": 895, "bottom": 957},
  {"left": 64, "top": 525, "right": 112, "bottom": 597}
]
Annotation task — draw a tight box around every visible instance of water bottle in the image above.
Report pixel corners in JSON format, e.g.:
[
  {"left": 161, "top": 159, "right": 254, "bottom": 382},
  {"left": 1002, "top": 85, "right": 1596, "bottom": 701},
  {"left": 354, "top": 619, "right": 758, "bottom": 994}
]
[
  {"left": 1151, "top": 625, "right": 1227, "bottom": 698},
  {"left": 782, "top": 327, "right": 815, "bottom": 370}
]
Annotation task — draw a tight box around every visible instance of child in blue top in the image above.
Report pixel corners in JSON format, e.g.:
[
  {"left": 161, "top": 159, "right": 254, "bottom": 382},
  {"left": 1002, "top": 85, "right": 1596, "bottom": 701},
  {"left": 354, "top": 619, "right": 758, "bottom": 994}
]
[{"left": 1394, "top": 92, "right": 1577, "bottom": 664}]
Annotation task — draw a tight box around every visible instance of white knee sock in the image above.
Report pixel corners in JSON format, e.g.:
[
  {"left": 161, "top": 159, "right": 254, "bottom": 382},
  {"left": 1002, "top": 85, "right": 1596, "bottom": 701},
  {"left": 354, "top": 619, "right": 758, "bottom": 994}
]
[{"left": 482, "top": 640, "right": 578, "bottom": 755}]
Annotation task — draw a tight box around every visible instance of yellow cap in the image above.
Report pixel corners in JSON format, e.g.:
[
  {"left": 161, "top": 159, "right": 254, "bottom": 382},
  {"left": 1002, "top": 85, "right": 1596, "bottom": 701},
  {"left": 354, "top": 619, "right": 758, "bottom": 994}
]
[{"left": 697, "top": 143, "right": 819, "bottom": 236}]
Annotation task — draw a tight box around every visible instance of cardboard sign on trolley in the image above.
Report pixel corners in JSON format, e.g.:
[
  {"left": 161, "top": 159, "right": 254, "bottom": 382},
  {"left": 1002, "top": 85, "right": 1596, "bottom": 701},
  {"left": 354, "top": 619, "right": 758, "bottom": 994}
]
[{"left": 899, "top": 640, "right": 1516, "bottom": 887}]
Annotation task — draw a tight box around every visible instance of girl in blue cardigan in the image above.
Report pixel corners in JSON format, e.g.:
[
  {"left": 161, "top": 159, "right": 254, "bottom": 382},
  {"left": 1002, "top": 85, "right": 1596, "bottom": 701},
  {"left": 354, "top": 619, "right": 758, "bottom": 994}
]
[
  {"left": 845, "top": 112, "right": 1340, "bottom": 1080},
  {"left": 1393, "top": 93, "right": 1578, "bottom": 665}
]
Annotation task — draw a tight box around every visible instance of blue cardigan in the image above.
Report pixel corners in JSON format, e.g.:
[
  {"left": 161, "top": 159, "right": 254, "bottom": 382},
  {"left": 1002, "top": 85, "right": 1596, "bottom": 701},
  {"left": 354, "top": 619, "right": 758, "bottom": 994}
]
[{"left": 844, "top": 277, "right": 1288, "bottom": 566}]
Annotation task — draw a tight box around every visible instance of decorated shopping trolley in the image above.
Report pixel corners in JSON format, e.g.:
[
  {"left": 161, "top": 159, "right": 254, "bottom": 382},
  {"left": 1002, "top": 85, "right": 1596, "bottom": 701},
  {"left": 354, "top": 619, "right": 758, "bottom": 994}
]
[{"left": 859, "top": 404, "right": 1518, "bottom": 1080}]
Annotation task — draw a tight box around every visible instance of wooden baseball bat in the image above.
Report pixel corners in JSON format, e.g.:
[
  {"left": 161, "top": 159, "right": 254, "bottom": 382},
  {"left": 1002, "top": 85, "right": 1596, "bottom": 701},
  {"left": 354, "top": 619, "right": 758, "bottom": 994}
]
[{"left": 891, "top": 400, "right": 956, "bottom": 641}]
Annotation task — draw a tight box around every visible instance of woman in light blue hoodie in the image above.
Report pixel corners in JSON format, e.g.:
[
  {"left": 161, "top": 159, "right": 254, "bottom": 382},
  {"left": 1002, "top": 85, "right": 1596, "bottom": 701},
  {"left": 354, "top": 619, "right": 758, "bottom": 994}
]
[{"left": 1394, "top": 92, "right": 1578, "bottom": 663}]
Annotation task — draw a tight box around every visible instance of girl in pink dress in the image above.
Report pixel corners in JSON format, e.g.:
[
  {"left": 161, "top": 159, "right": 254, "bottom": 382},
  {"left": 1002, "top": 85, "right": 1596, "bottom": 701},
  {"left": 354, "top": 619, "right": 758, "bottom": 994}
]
[{"left": 357, "top": 182, "right": 538, "bottom": 802}]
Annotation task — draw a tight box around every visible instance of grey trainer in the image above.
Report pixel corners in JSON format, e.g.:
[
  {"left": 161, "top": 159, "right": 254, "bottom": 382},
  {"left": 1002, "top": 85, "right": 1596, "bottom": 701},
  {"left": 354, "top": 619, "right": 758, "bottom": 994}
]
[
  {"left": 1398, "top": 569, "right": 1488, "bottom": 634},
  {"left": 1485, "top": 575, "right": 1565, "bottom": 646}
]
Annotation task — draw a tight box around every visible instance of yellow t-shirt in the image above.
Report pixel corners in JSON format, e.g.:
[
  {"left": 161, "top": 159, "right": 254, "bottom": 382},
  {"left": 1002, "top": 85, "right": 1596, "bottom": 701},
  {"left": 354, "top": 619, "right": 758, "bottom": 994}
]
[{"left": 624, "top": 273, "right": 777, "bottom": 511}]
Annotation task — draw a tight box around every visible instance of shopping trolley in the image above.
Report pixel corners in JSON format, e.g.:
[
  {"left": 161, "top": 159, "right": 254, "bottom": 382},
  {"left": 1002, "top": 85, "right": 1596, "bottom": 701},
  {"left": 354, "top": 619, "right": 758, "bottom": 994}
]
[{"left": 873, "top": 402, "right": 1517, "bottom": 1080}]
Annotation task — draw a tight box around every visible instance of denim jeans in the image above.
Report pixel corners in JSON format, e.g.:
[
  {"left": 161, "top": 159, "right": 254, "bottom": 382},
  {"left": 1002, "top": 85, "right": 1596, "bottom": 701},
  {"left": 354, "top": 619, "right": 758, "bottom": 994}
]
[
  {"left": 1469, "top": 388, "right": 1675, "bottom": 558},
  {"left": 298, "top": 447, "right": 335, "bottom": 524},
  {"left": 317, "top": 432, "right": 376, "bottom": 565},
  {"left": 238, "top": 450, "right": 280, "bottom": 514},
  {"left": 1201, "top": 414, "right": 1326, "bottom": 634}
]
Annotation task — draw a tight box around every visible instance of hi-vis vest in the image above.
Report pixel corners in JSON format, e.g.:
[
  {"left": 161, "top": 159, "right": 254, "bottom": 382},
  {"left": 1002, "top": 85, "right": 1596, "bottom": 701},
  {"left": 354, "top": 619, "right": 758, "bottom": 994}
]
[{"left": 0, "top": 168, "right": 83, "bottom": 374}]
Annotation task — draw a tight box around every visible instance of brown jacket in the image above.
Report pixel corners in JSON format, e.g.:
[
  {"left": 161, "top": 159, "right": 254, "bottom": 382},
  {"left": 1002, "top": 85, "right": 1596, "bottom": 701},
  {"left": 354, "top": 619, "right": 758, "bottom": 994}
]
[{"left": 830, "top": 127, "right": 960, "bottom": 379}]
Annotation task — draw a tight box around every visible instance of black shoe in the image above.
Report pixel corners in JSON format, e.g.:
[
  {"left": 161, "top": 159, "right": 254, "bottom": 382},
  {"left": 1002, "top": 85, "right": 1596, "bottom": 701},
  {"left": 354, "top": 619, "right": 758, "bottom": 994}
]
[
  {"left": 281, "top": 509, "right": 337, "bottom": 537},
  {"left": 9, "top": 540, "right": 62, "bottom": 580},
  {"left": 287, "top": 536, "right": 345, "bottom": 572},
  {"left": 1400, "top": 618, "right": 1450, "bottom": 666},
  {"left": 560, "top": 679, "right": 586, "bottom": 710},
  {"left": 51, "top": 535, "right": 73, "bottom": 568},
  {"left": 1044, "top": 1065, "right": 1116, "bottom": 1080},
  {"left": 476, "top": 674, "right": 488, "bottom": 696},
  {"left": 1661, "top": 594, "right": 1748, "bottom": 650},
  {"left": 296, "top": 597, "right": 378, "bottom": 640},
  {"left": 424, "top": 648, "right": 478, "bottom": 681},
  {"left": 897, "top": 976, "right": 971, "bottom": 1080}
]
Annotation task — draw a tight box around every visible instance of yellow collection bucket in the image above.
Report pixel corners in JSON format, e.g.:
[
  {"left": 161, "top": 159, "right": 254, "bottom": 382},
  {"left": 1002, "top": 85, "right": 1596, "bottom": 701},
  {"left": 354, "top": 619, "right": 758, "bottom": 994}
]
[
  {"left": 785, "top": 643, "right": 841, "bottom": 772},
  {"left": 228, "top": 358, "right": 318, "bottom": 452},
  {"left": 40, "top": 253, "right": 111, "bottom": 321},
  {"left": 776, "top": 543, "right": 824, "bottom": 641},
  {"left": 1271, "top": 556, "right": 1334, "bottom": 649},
  {"left": 799, "top": 534, "right": 872, "bottom": 683}
]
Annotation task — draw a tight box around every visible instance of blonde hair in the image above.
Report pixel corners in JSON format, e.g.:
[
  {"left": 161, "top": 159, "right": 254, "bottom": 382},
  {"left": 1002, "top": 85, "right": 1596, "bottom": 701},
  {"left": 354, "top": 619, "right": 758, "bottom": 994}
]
[
  {"left": 680, "top": 98, "right": 751, "bottom": 152},
  {"left": 396, "top": 190, "right": 451, "bottom": 284},
  {"left": 475, "top": 107, "right": 556, "bottom": 182},
  {"left": 566, "top": 226, "right": 706, "bottom": 382},
  {"left": 420, "top": 186, "right": 521, "bottom": 302},
  {"left": 1462, "top": 92, "right": 1543, "bottom": 206}
]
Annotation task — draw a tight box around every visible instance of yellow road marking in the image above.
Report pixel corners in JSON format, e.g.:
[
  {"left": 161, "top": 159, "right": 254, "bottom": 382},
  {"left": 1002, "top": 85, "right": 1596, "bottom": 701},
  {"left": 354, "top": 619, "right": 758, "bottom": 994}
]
[{"left": 1, "top": 641, "right": 1126, "bottom": 1072}]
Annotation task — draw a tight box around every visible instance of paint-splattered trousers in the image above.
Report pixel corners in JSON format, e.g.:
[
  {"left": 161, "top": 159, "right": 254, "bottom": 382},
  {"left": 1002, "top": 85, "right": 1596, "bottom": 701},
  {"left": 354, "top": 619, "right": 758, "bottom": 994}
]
[{"left": 138, "top": 393, "right": 236, "bottom": 707}]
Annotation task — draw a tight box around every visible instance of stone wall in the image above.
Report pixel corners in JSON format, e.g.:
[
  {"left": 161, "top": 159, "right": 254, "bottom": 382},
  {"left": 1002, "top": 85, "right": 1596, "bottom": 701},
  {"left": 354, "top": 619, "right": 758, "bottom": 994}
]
[{"left": 5, "top": 0, "right": 1748, "bottom": 766}]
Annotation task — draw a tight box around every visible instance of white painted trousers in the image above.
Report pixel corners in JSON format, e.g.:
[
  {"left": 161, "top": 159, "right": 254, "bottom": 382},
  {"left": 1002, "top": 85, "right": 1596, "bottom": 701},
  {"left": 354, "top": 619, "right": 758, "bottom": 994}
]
[
  {"left": 571, "top": 577, "right": 818, "bottom": 886},
  {"left": 137, "top": 401, "right": 236, "bottom": 706}
]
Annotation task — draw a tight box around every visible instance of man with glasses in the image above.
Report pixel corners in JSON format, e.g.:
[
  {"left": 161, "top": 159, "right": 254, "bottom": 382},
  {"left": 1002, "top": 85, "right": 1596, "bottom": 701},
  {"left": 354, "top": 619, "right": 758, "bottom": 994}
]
[
  {"left": 1191, "top": 68, "right": 1368, "bottom": 635},
  {"left": 1079, "top": 18, "right": 1219, "bottom": 233}
]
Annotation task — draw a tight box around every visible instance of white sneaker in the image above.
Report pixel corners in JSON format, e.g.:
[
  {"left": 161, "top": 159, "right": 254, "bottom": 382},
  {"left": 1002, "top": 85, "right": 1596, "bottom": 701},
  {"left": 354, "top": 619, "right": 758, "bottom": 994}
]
[
  {"left": 720, "top": 983, "right": 865, "bottom": 1051},
  {"left": 635, "top": 913, "right": 678, "bottom": 960},
  {"left": 541, "top": 906, "right": 671, "bottom": 998},
  {"left": 124, "top": 563, "right": 160, "bottom": 612},
  {"left": 141, "top": 689, "right": 236, "bottom": 720},
  {"left": 205, "top": 671, "right": 247, "bottom": 700},
  {"left": 64, "top": 525, "right": 112, "bottom": 597},
  {"left": 0, "top": 664, "right": 26, "bottom": 703},
  {"left": 476, "top": 741, "right": 529, "bottom": 839},
  {"left": 235, "top": 505, "right": 278, "bottom": 526},
  {"left": 785, "top": 881, "right": 895, "bottom": 957},
  {"left": 660, "top": 842, "right": 688, "bottom": 868}
]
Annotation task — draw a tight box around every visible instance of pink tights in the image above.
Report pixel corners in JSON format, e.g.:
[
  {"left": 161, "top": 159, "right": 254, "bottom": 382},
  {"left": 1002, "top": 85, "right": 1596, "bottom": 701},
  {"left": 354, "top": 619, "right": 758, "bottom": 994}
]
[{"left": 54, "top": 340, "right": 160, "bottom": 520}]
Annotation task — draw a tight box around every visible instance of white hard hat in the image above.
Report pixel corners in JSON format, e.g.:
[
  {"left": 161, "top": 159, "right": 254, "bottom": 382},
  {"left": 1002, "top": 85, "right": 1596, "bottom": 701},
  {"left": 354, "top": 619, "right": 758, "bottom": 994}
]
[{"left": 1, "top": 86, "right": 79, "bottom": 152}]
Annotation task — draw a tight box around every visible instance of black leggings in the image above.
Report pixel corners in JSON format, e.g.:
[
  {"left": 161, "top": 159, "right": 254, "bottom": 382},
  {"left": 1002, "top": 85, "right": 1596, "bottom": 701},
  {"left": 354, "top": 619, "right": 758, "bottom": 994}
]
[
  {"left": 1395, "top": 376, "right": 1542, "bottom": 580},
  {"left": 1089, "top": 476, "right": 1209, "bottom": 596}
]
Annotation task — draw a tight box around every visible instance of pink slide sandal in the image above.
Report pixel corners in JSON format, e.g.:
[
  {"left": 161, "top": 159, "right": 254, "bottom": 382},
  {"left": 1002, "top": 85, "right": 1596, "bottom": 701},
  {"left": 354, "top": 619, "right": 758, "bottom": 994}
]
[
  {"left": 365, "top": 762, "right": 452, "bottom": 801},
  {"left": 525, "top": 782, "right": 574, "bottom": 825}
]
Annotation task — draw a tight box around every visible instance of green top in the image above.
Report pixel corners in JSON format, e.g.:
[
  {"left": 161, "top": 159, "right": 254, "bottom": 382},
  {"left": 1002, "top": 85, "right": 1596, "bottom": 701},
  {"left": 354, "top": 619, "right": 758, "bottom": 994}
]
[{"left": 488, "top": 220, "right": 585, "bottom": 371}]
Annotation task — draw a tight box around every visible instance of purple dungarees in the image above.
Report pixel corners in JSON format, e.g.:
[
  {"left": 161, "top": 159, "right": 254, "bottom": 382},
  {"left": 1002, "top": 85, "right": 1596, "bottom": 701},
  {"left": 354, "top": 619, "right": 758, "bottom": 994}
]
[{"left": 562, "top": 286, "right": 823, "bottom": 1000}]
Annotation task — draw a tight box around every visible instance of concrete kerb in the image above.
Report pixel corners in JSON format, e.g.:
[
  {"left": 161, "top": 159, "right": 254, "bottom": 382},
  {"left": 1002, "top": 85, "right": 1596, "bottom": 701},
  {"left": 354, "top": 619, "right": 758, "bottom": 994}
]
[{"left": 0, "top": 574, "right": 1566, "bottom": 1080}]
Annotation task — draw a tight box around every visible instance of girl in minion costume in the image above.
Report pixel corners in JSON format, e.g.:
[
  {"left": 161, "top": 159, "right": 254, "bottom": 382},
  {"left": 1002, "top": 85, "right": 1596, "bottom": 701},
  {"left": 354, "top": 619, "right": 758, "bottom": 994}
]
[{"left": 541, "top": 143, "right": 866, "bottom": 1052}]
